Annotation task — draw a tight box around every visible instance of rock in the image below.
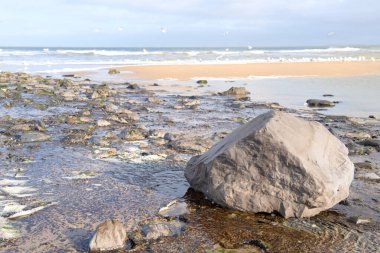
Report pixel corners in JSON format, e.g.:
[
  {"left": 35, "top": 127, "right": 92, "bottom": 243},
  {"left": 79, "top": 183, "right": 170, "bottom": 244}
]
[
  {"left": 158, "top": 200, "right": 189, "bottom": 218},
  {"left": 97, "top": 119, "right": 111, "bottom": 127},
  {"left": 89, "top": 219, "right": 127, "bottom": 252},
  {"left": 108, "top": 68, "right": 120, "bottom": 75},
  {"left": 357, "top": 172, "right": 380, "bottom": 181},
  {"left": 323, "top": 94, "right": 334, "bottom": 97},
  {"left": 170, "top": 137, "right": 212, "bottom": 154},
  {"left": 18, "top": 132, "right": 51, "bottom": 143},
  {"left": 357, "top": 139, "right": 380, "bottom": 151},
  {"left": 163, "top": 133, "right": 174, "bottom": 141},
  {"left": 348, "top": 216, "right": 371, "bottom": 224},
  {"left": 141, "top": 220, "right": 186, "bottom": 241},
  {"left": 221, "top": 87, "right": 250, "bottom": 96},
  {"left": 147, "top": 97, "right": 162, "bottom": 104},
  {"left": 181, "top": 99, "right": 200, "bottom": 107},
  {"left": 346, "top": 132, "right": 372, "bottom": 140},
  {"left": 62, "top": 74, "right": 75, "bottom": 78},
  {"left": 354, "top": 162, "right": 374, "bottom": 171},
  {"left": 196, "top": 80, "right": 208, "bottom": 85},
  {"left": 369, "top": 115, "right": 376, "bottom": 119},
  {"left": 185, "top": 111, "right": 354, "bottom": 218},
  {"left": 346, "top": 143, "right": 376, "bottom": 155},
  {"left": 306, "top": 99, "right": 335, "bottom": 107},
  {"left": 118, "top": 129, "right": 145, "bottom": 141}
]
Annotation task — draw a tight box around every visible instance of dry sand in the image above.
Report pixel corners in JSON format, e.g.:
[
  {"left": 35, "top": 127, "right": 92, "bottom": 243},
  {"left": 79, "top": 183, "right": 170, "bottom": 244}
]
[{"left": 115, "top": 61, "right": 380, "bottom": 80}]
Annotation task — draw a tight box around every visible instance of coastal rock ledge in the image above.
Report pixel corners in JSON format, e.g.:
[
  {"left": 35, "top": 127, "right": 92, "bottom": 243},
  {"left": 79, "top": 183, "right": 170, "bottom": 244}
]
[{"left": 185, "top": 111, "right": 354, "bottom": 218}]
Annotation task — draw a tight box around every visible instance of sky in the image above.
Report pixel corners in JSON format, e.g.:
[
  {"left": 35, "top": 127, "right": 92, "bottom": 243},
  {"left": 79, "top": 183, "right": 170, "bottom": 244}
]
[{"left": 0, "top": 0, "right": 379, "bottom": 47}]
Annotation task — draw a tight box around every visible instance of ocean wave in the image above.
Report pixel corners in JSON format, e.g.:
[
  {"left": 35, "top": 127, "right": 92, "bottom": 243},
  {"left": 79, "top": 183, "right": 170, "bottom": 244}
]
[
  {"left": 55, "top": 49, "right": 176, "bottom": 56},
  {"left": 0, "top": 51, "right": 43, "bottom": 56},
  {"left": 275, "top": 47, "right": 361, "bottom": 53}
]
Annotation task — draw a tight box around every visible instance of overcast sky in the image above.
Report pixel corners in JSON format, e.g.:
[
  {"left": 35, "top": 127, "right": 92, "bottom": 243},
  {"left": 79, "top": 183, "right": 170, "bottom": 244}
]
[{"left": 0, "top": 0, "right": 379, "bottom": 47}]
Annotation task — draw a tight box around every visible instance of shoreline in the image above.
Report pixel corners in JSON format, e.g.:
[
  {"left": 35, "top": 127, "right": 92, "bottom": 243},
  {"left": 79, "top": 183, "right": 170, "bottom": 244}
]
[{"left": 114, "top": 61, "right": 380, "bottom": 81}]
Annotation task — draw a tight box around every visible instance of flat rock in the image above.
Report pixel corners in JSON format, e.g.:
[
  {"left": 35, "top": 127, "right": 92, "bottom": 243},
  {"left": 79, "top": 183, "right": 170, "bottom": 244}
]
[
  {"left": 346, "top": 132, "right": 372, "bottom": 140},
  {"left": 221, "top": 87, "right": 250, "bottom": 96},
  {"left": 306, "top": 99, "right": 335, "bottom": 107},
  {"left": 141, "top": 220, "right": 186, "bottom": 241},
  {"left": 357, "top": 139, "right": 380, "bottom": 151},
  {"left": 158, "top": 200, "right": 189, "bottom": 218},
  {"left": 89, "top": 219, "right": 127, "bottom": 252},
  {"left": 19, "top": 132, "right": 51, "bottom": 143},
  {"left": 185, "top": 111, "right": 354, "bottom": 218},
  {"left": 354, "top": 162, "right": 375, "bottom": 171}
]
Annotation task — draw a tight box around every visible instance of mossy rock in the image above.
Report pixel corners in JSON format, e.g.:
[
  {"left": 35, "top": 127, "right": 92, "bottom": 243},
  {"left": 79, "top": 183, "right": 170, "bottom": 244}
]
[
  {"left": 196, "top": 80, "right": 208, "bottom": 84},
  {"left": 108, "top": 68, "right": 121, "bottom": 75}
]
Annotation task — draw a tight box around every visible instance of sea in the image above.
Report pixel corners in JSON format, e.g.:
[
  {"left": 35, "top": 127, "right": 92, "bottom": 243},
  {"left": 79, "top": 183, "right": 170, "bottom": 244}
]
[
  {"left": 0, "top": 46, "right": 379, "bottom": 117},
  {"left": 1, "top": 46, "right": 380, "bottom": 73}
]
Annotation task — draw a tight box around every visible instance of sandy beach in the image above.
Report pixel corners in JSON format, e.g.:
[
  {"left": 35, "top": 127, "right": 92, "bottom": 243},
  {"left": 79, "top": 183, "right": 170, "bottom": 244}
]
[{"left": 115, "top": 61, "right": 380, "bottom": 80}]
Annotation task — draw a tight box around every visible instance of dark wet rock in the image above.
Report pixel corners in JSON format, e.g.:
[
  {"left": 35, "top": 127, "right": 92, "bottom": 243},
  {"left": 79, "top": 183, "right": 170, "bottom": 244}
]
[
  {"left": 57, "top": 78, "right": 75, "bottom": 88},
  {"left": 357, "top": 139, "right": 380, "bottom": 151},
  {"left": 127, "top": 83, "right": 140, "bottom": 90},
  {"left": 62, "top": 74, "right": 75, "bottom": 78},
  {"left": 306, "top": 99, "right": 335, "bottom": 107},
  {"left": 108, "top": 68, "right": 120, "bottom": 75},
  {"left": 118, "top": 129, "right": 145, "bottom": 141},
  {"left": 369, "top": 115, "right": 376, "bottom": 119},
  {"left": 323, "top": 94, "right": 334, "bottom": 97},
  {"left": 158, "top": 200, "right": 189, "bottom": 218},
  {"left": 163, "top": 133, "right": 174, "bottom": 141},
  {"left": 354, "top": 162, "right": 375, "bottom": 171},
  {"left": 185, "top": 111, "right": 354, "bottom": 218},
  {"left": 347, "top": 143, "right": 376, "bottom": 155},
  {"left": 221, "top": 87, "right": 250, "bottom": 96},
  {"left": 61, "top": 126, "right": 95, "bottom": 145},
  {"left": 141, "top": 220, "right": 186, "bottom": 241},
  {"left": 18, "top": 132, "right": 51, "bottom": 143},
  {"left": 89, "top": 219, "right": 127, "bottom": 252}
]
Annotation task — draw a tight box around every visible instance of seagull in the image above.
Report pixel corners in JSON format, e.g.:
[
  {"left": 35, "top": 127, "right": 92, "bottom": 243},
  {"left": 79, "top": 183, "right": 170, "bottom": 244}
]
[
  {"left": 118, "top": 27, "right": 124, "bottom": 32},
  {"left": 223, "top": 31, "right": 230, "bottom": 36},
  {"left": 327, "top": 31, "right": 335, "bottom": 36},
  {"left": 160, "top": 27, "right": 167, "bottom": 33},
  {"left": 93, "top": 28, "right": 101, "bottom": 33},
  {"left": 248, "top": 45, "right": 253, "bottom": 50}
]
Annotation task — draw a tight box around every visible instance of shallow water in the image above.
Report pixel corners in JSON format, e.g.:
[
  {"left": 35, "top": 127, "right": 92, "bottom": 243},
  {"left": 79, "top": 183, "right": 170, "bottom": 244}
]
[{"left": 190, "top": 75, "right": 380, "bottom": 118}]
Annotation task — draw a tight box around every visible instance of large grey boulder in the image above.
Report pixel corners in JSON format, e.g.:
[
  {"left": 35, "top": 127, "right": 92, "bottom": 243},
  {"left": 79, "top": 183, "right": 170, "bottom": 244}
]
[
  {"left": 185, "top": 111, "right": 354, "bottom": 218},
  {"left": 89, "top": 219, "right": 127, "bottom": 252}
]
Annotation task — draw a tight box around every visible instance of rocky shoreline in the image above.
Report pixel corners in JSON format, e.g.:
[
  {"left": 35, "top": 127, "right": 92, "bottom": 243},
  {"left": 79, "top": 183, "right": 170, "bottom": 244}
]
[{"left": 0, "top": 71, "right": 379, "bottom": 252}]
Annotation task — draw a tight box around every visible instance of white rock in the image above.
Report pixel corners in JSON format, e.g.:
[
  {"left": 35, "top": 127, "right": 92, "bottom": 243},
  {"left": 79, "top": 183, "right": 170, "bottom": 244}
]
[
  {"left": 89, "top": 219, "right": 127, "bottom": 252},
  {"left": 97, "top": 120, "right": 111, "bottom": 127},
  {"left": 346, "top": 132, "right": 371, "bottom": 140},
  {"left": 185, "top": 111, "right": 354, "bottom": 218}
]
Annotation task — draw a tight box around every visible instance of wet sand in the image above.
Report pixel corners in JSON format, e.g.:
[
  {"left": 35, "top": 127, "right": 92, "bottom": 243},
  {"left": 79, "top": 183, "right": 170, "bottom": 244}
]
[{"left": 115, "top": 61, "right": 380, "bottom": 80}]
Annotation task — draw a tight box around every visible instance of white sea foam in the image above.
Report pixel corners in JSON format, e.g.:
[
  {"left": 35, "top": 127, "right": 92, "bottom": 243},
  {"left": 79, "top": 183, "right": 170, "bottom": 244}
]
[
  {"left": 275, "top": 47, "right": 361, "bottom": 53},
  {"left": 0, "top": 46, "right": 378, "bottom": 74}
]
